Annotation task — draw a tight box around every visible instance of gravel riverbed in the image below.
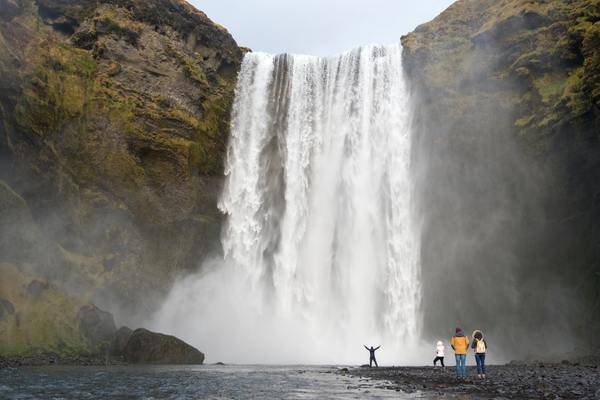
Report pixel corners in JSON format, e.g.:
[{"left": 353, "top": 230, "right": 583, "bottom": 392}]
[{"left": 346, "top": 361, "right": 600, "bottom": 399}]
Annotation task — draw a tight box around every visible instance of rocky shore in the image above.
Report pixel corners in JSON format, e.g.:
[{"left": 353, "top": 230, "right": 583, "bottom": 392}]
[
  {"left": 0, "top": 326, "right": 204, "bottom": 369},
  {"left": 347, "top": 360, "right": 600, "bottom": 399},
  {"left": 0, "top": 354, "right": 127, "bottom": 369}
]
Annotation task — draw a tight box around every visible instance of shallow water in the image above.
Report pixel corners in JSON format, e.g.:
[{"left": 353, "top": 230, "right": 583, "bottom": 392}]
[{"left": 0, "top": 365, "right": 424, "bottom": 399}]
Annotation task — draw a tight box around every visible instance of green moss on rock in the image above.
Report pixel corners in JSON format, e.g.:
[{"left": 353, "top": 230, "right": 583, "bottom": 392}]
[
  {"left": 15, "top": 42, "right": 97, "bottom": 136},
  {"left": 402, "top": 0, "right": 599, "bottom": 143},
  {"left": 0, "top": 264, "right": 87, "bottom": 356},
  {"left": 0, "top": 0, "right": 243, "bottom": 357}
]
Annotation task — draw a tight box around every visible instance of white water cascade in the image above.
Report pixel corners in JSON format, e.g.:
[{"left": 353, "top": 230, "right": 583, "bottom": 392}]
[{"left": 152, "top": 43, "right": 421, "bottom": 364}]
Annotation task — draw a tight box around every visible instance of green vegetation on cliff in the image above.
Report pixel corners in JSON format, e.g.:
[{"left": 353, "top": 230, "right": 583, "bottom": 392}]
[
  {"left": 0, "top": 263, "right": 87, "bottom": 356},
  {"left": 0, "top": 0, "right": 243, "bottom": 355},
  {"left": 402, "top": 0, "right": 599, "bottom": 146}
]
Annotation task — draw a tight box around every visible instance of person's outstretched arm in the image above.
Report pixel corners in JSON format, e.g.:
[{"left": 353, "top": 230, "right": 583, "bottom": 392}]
[
  {"left": 364, "top": 345, "right": 369, "bottom": 350},
  {"left": 375, "top": 346, "right": 381, "bottom": 350}
]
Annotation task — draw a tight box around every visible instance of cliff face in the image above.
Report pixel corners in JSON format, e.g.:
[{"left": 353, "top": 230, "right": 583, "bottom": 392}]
[
  {"left": 402, "top": 0, "right": 599, "bottom": 356},
  {"left": 0, "top": 0, "right": 243, "bottom": 354}
]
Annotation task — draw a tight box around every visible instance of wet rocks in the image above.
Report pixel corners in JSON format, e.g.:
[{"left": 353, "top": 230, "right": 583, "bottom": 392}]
[
  {"left": 122, "top": 328, "right": 204, "bottom": 364},
  {"left": 0, "top": 353, "right": 126, "bottom": 369},
  {"left": 1, "top": 324, "right": 204, "bottom": 368},
  {"left": 77, "top": 305, "right": 117, "bottom": 349},
  {"left": 349, "top": 362, "right": 600, "bottom": 399},
  {"left": 110, "top": 326, "right": 133, "bottom": 356}
]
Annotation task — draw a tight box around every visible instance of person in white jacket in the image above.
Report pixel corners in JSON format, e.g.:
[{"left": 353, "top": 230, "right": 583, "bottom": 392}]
[{"left": 434, "top": 340, "right": 445, "bottom": 367}]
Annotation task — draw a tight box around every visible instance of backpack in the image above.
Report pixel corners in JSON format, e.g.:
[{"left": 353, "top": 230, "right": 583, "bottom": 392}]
[{"left": 476, "top": 339, "right": 486, "bottom": 353}]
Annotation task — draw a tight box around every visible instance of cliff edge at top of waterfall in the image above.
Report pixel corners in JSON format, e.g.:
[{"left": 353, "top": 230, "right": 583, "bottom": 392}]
[{"left": 0, "top": 0, "right": 243, "bottom": 357}]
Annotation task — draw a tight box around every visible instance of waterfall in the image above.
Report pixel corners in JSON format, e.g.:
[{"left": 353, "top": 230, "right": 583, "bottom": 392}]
[{"left": 152, "top": 43, "right": 421, "bottom": 364}]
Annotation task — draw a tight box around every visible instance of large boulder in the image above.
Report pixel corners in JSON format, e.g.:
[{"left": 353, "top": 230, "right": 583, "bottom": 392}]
[
  {"left": 77, "top": 305, "right": 117, "bottom": 349},
  {"left": 122, "top": 328, "right": 204, "bottom": 364},
  {"left": 110, "top": 326, "right": 133, "bottom": 356}
]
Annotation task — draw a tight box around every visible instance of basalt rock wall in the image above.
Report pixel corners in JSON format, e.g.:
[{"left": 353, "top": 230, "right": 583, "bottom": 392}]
[
  {"left": 0, "top": 0, "right": 243, "bottom": 355},
  {"left": 402, "top": 0, "right": 600, "bottom": 358}
]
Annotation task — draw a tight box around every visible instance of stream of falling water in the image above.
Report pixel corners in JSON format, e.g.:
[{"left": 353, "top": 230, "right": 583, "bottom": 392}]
[{"left": 152, "top": 43, "right": 421, "bottom": 364}]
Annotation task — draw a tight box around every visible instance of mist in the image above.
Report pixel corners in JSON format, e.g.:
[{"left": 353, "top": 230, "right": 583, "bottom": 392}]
[{"left": 404, "top": 12, "right": 594, "bottom": 360}]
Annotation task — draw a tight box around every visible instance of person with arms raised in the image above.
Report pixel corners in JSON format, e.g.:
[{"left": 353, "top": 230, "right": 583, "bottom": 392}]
[{"left": 363, "top": 345, "right": 381, "bottom": 367}]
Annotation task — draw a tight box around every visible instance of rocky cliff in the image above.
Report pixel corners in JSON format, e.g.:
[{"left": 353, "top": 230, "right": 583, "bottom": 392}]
[
  {"left": 402, "top": 0, "right": 599, "bottom": 356},
  {"left": 0, "top": 0, "right": 243, "bottom": 355}
]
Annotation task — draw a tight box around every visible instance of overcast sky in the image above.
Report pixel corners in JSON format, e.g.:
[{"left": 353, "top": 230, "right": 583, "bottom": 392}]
[{"left": 188, "top": 0, "right": 455, "bottom": 56}]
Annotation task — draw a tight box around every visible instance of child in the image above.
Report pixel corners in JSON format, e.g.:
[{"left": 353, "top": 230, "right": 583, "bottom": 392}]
[
  {"left": 471, "top": 330, "right": 488, "bottom": 379},
  {"left": 433, "top": 340, "right": 445, "bottom": 367}
]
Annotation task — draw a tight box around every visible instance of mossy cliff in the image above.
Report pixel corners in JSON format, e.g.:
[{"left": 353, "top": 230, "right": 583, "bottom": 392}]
[
  {"left": 0, "top": 0, "right": 243, "bottom": 355},
  {"left": 402, "top": 0, "right": 599, "bottom": 355},
  {"left": 402, "top": 0, "right": 599, "bottom": 145}
]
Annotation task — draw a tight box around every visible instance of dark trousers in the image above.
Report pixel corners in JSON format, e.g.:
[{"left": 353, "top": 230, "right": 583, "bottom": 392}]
[
  {"left": 475, "top": 353, "right": 486, "bottom": 374},
  {"left": 370, "top": 356, "right": 378, "bottom": 367},
  {"left": 433, "top": 356, "right": 445, "bottom": 367}
]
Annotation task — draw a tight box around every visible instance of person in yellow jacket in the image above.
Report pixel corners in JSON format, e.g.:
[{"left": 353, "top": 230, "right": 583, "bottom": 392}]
[{"left": 450, "top": 327, "right": 469, "bottom": 379}]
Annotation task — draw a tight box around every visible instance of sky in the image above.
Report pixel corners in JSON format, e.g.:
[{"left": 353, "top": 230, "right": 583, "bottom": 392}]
[{"left": 188, "top": 0, "right": 455, "bottom": 56}]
